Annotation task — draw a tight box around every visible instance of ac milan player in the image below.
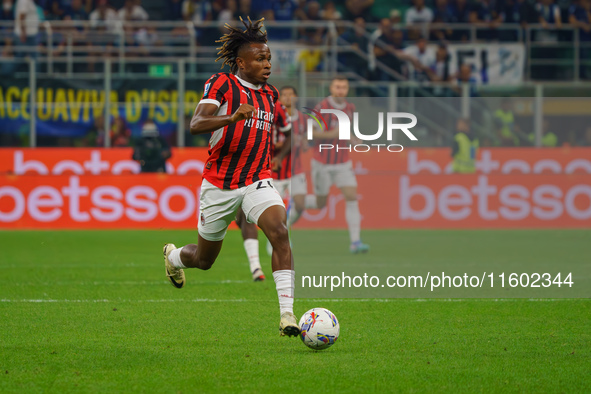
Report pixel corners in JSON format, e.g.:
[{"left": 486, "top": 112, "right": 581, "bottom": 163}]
[
  {"left": 161, "top": 17, "right": 299, "bottom": 338},
  {"left": 235, "top": 99, "right": 291, "bottom": 282},
  {"left": 264, "top": 86, "right": 310, "bottom": 256},
  {"left": 278, "top": 86, "right": 309, "bottom": 230},
  {"left": 307, "top": 77, "right": 370, "bottom": 254},
  {"left": 237, "top": 86, "right": 307, "bottom": 273}
]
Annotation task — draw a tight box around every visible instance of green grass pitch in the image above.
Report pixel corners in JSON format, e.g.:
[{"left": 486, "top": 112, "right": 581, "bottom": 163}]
[{"left": 0, "top": 229, "right": 589, "bottom": 393}]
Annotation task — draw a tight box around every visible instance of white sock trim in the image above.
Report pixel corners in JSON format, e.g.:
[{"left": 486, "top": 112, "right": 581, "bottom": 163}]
[
  {"left": 345, "top": 200, "right": 361, "bottom": 244},
  {"left": 243, "top": 239, "right": 261, "bottom": 273},
  {"left": 305, "top": 194, "right": 317, "bottom": 210},
  {"left": 273, "top": 269, "right": 295, "bottom": 315},
  {"left": 168, "top": 247, "right": 186, "bottom": 268}
]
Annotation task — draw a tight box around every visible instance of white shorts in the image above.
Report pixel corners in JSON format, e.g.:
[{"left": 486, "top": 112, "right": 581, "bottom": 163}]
[
  {"left": 291, "top": 173, "right": 307, "bottom": 196},
  {"left": 198, "top": 178, "right": 285, "bottom": 241},
  {"left": 311, "top": 159, "right": 357, "bottom": 196}
]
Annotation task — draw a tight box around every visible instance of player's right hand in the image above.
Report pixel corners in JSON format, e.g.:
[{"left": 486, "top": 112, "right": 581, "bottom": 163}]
[{"left": 230, "top": 104, "right": 256, "bottom": 123}]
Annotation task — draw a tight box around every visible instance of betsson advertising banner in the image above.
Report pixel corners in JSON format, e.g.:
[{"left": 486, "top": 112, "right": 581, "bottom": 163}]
[{"left": 1, "top": 148, "right": 590, "bottom": 229}]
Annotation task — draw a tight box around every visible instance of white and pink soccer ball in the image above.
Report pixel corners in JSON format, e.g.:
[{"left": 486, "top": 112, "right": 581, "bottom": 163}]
[{"left": 298, "top": 308, "right": 340, "bottom": 350}]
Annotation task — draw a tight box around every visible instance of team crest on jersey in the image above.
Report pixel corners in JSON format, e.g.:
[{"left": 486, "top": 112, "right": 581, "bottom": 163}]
[
  {"left": 206, "top": 162, "right": 212, "bottom": 170},
  {"left": 204, "top": 83, "right": 211, "bottom": 96},
  {"left": 200, "top": 212, "right": 205, "bottom": 226}
]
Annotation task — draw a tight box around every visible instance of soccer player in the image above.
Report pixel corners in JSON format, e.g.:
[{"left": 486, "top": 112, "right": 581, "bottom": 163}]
[
  {"left": 277, "top": 86, "right": 309, "bottom": 230},
  {"left": 235, "top": 100, "right": 291, "bottom": 282},
  {"left": 245, "top": 86, "right": 310, "bottom": 262},
  {"left": 162, "top": 17, "right": 299, "bottom": 338},
  {"left": 306, "top": 77, "right": 370, "bottom": 254}
]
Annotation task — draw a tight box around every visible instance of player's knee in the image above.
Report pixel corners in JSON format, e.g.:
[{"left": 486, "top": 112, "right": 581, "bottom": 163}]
[
  {"left": 183, "top": 245, "right": 215, "bottom": 270},
  {"left": 294, "top": 202, "right": 305, "bottom": 214},
  {"left": 198, "top": 258, "right": 215, "bottom": 270},
  {"left": 267, "top": 222, "right": 289, "bottom": 246}
]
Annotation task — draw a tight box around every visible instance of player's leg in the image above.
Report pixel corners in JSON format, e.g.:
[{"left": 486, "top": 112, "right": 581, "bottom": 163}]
[
  {"left": 306, "top": 159, "right": 330, "bottom": 210},
  {"left": 163, "top": 180, "right": 240, "bottom": 288},
  {"left": 336, "top": 161, "right": 369, "bottom": 254},
  {"left": 286, "top": 173, "right": 307, "bottom": 228},
  {"left": 235, "top": 207, "right": 265, "bottom": 281},
  {"left": 242, "top": 179, "right": 299, "bottom": 337},
  {"left": 266, "top": 178, "right": 290, "bottom": 255}
]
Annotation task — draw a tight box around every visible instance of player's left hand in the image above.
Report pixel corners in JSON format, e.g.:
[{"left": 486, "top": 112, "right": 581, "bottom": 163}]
[{"left": 271, "top": 157, "right": 282, "bottom": 171}]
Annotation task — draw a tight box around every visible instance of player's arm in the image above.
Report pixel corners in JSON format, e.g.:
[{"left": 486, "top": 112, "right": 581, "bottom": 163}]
[
  {"left": 272, "top": 129, "right": 292, "bottom": 170},
  {"left": 190, "top": 103, "right": 255, "bottom": 135}
]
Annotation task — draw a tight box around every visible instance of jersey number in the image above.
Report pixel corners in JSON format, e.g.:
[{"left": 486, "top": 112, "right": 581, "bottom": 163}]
[{"left": 256, "top": 181, "right": 274, "bottom": 190}]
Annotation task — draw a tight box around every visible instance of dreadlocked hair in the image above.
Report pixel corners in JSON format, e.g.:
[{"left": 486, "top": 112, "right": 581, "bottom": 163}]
[{"left": 216, "top": 17, "right": 268, "bottom": 74}]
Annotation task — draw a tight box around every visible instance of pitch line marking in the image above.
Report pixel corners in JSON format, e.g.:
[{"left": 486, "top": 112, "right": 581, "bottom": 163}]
[{"left": 0, "top": 298, "right": 586, "bottom": 303}]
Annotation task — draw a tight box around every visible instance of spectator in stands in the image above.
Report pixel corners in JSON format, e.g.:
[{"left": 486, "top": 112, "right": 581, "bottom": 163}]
[
  {"left": 569, "top": 0, "right": 591, "bottom": 79},
  {"left": 14, "top": 0, "right": 40, "bottom": 60},
  {"left": 118, "top": 0, "right": 148, "bottom": 21},
  {"left": 536, "top": 0, "right": 562, "bottom": 42},
  {"left": 403, "top": 36, "right": 436, "bottom": 82},
  {"left": 135, "top": 26, "right": 161, "bottom": 55},
  {"left": 89, "top": 0, "right": 119, "bottom": 33},
  {"left": 133, "top": 120, "right": 171, "bottom": 173},
  {"left": 494, "top": 99, "right": 522, "bottom": 146},
  {"left": 497, "top": 0, "right": 523, "bottom": 41},
  {"left": 263, "top": 0, "right": 298, "bottom": 40},
  {"left": 65, "top": 0, "right": 88, "bottom": 21},
  {"left": 432, "top": 0, "right": 454, "bottom": 41},
  {"left": 389, "top": 9, "right": 401, "bottom": 25},
  {"left": 453, "top": 63, "right": 478, "bottom": 96},
  {"left": 298, "top": 34, "right": 324, "bottom": 71},
  {"left": 0, "top": 0, "right": 15, "bottom": 67},
  {"left": 235, "top": 0, "right": 253, "bottom": 20},
  {"left": 343, "top": 0, "right": 374, "bottom": 23},
  {"left": 373, "top": 25, "right": 417, "bottom": 81},
  {"left": 405, "top": 0, "right": 434, "bottom": 32},
  {"left": 45, "top": 0, "right": 64, "bottom": 19},
  {"left": 423, "top": 44, "right": 452, "bottom": 82},
  {"left": 339, "top": 17, "right": 369, "bottom": 78},
  {"left": 218, "top": 0, "right": 237, "bottom": 23},
  {"left": 448, "top": 0, "right": 471, "bottom": 41},
  {"left": 469, "top": 0, "right": 502, "bottom": 41},
  {"left": 167, "top": 0, "right": 183, "bottom": 20},
  {"left": 1, "top": 0, "right": 14, "bottom": 22},
  {"left": 321, "top": 1, "right": 341, "bottom": 21},
  {"left": 517, "top": 0, "right": 540, "bottom": 27},
  {"left": 299, "top": 1, "right": 325, "bottom": 44},
  {"left": 0, "top": 36, "right": 17, "bottom": 76}
]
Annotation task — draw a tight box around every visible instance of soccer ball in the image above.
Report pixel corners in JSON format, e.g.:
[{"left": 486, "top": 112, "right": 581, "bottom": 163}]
[{"left": 299, "top": 308, "right": 340, "bottom": 350}]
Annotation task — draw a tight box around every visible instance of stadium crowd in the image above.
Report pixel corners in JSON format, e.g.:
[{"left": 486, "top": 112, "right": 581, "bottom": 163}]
[{"left": 0, "top": 0, "right": 589, "bottom": 79}]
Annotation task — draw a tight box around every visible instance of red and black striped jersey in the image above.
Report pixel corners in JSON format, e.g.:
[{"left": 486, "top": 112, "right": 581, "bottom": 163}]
[
  {"left": 199, "top": 72, "right": 279, "bottom": 190},
  {"left": 272, "top": 108, "right": 307, "bottom": 180},
  {"left": 270, "top": 103, "right": 292, "bottom": 180},
  {"left": 313, "top": 96, "right": 356, "bottom": 165}
]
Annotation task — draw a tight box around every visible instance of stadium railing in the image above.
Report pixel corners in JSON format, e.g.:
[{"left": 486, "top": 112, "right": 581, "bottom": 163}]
[{"left": 1, "top": 20, "right": 591, "bottom": 81}]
